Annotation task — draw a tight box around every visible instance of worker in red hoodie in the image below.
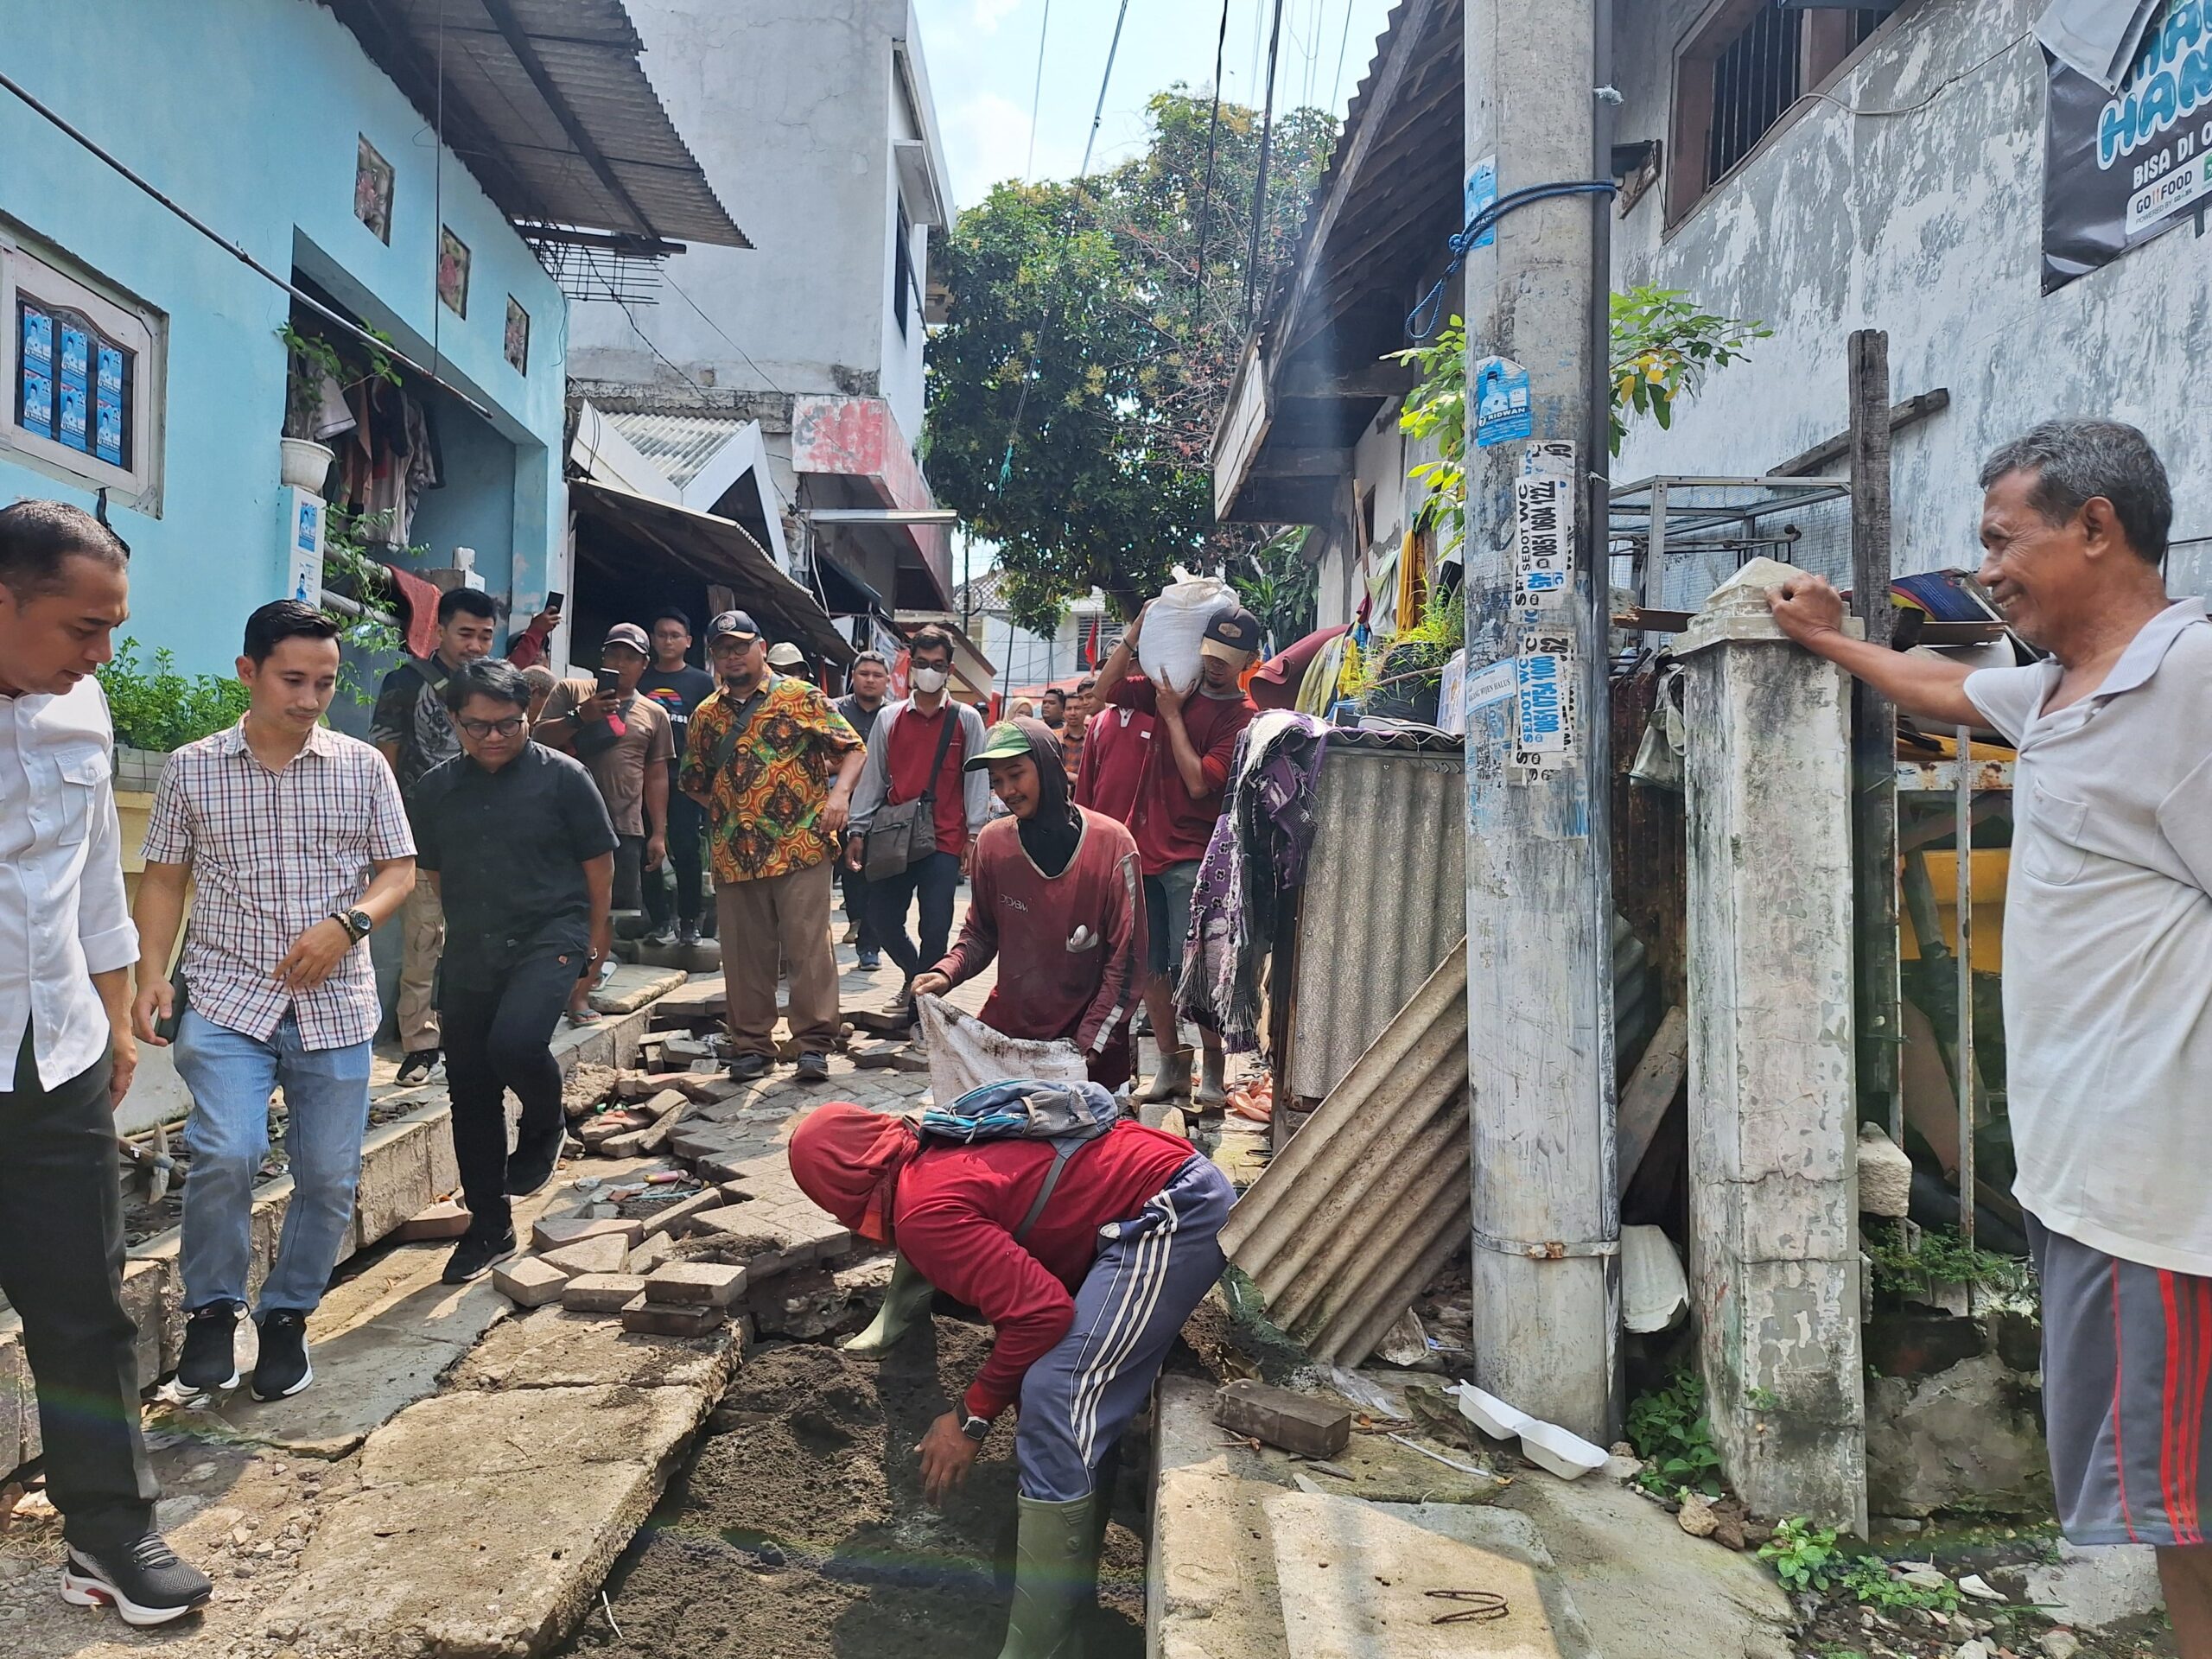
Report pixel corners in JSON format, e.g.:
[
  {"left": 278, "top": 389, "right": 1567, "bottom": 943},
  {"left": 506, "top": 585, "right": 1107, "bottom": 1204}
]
[
  {"left": 911, "top": 717, "right": 1145, "bottom": 1089},
  {"left": 787, "top": 1091, "right": 1231, "bottom": 1659}
]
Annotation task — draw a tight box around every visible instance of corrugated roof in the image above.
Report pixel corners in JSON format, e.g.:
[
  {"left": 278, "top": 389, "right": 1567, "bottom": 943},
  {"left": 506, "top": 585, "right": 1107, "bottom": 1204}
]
[
  {"left": 603, "top": 410, "right": 749, "bottom": 492},
  {"left": 326, "top": 0, "right": 747, "bottom": 248}
]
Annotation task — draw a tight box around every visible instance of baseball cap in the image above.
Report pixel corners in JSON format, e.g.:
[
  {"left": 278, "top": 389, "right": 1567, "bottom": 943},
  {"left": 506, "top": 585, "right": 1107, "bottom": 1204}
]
[
  {"left": 766, "top": 641, "right": 805, "bottom": 670},
  {"left": 706, "top": 609, "right": 761, "bottom": 644},
  {"left": 601, "top": 621, "right": 651, "bottom": 655},
  {"left": 964, "top": 716, "right": 1052, "bottom": 770},
  {"left": 1198, "top": 605, "right": 1263, "bottom": 661}
]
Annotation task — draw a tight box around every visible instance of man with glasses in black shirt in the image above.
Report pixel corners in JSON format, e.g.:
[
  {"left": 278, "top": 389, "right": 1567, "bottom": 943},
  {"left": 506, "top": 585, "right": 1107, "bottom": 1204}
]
[{"left": 407, "top": 660, "right": 618, "bottom": 1283}]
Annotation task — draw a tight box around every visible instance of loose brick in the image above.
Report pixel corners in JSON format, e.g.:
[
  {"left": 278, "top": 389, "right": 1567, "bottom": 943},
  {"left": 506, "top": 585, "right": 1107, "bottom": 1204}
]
[
  {"left": 562, "top": 1274, "right": 647, "bottom": 1313},
  {"left": 492, "top": 1255, "right": 571, "bottom": 1308},
  {"left": 622, "top": 1301, "right": 728, "bottom": 1338},
  {"left": 541, "top": 1235, "right": 629, "bottom": 1277},
  {"left": 682, "top": 1203, "right": 761, "bottom": 1239},
  {"left": 644, "top": 1262, "right": 748, "bottom": 1306},
  {"left": 1213, "top": 1380, "right": 1351, "bottom": 1459},
  {"left": 531, "top": 1215, "right": 644, "bottom": 1253},
  {"left": 393, "top": 1198, "right": 474, "bottom": 1243}
]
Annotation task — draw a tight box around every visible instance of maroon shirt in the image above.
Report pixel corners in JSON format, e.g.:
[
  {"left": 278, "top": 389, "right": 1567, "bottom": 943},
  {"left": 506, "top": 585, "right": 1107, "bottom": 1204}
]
[
  {"left": 1102, "top": 676, "right": 1255, "bottom": 874},
  {"left": 884, "top": 700, "right": 970, "bottom": 856}
]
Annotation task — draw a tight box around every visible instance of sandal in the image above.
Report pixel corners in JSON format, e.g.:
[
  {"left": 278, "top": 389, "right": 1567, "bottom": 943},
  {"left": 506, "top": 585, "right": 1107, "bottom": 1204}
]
[{"left": 564, "top": 1007, "right": 604, "bottom": 1027}]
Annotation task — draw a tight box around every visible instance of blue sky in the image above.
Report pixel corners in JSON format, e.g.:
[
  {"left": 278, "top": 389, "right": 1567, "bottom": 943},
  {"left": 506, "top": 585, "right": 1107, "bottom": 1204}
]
[{"left": 911, "top": 0, "right": 1400, "bottom": 209}]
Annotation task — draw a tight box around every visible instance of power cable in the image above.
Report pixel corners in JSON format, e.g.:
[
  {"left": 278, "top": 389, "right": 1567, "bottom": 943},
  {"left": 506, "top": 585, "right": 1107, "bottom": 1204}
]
[
  {"left": 1025, "top": 0, "right": 1053, "bottom": 181},
  {"left": 1405, "top": 179, "right": 1620, "bottom": 341},
  {"left": 1330, "top": 0, "right": 1357, "bottom": 108},
  {"left": 1243, "top": 0, "right": 1288, "bottom": 326},
  {"left": 1192, "top": 0, "right": 1233, "bottom": 338}
]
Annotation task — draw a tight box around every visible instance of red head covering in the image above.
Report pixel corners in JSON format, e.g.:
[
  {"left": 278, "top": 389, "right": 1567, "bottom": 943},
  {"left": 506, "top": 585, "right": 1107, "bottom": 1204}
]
[{"left": 786, "top": 1103, "right": 918, "bottom": 1244}]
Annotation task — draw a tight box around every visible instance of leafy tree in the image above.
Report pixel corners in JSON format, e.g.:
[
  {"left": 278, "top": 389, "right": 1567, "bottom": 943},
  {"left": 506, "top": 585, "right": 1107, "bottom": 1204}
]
[{"left": 926, "top": 90, "right": 1337, "bottom": 633}]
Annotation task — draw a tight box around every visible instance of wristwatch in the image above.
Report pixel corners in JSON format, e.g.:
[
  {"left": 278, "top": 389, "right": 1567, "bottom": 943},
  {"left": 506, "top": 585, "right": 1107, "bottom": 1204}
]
[
  {"left": 958, "top": 1412, "right": 993, "bottom": 1444},
  {"left": 332, "top": 908, "right": 373, "bottom": 944}
]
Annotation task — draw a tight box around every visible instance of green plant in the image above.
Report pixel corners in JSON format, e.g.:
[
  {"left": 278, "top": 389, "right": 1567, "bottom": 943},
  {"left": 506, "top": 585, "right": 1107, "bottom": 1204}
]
[
  {"left": 1624, "top": 1370, "right": 1725, "bottom": 1498},
  {"left": 1760, "top": 1517, "right": 1849, "bottom": 1595},
  {"left": 280, "top": 321, "right": 398, "bottom": 441},
  {"left": 1229, "top": 526, "right": 1319, "bottom": 652},
  {"left": 1607, "top": 286, "right": 1771, "bottom": 454},
  {"left": 1745, "top": 1386, "right": 1779, "bottom": 1410},
  {"left": 1383, "top": 319, "right": 1469, "bottom": 560},
  {"left": 320, "top": 508, "right": 410, "bottom": 706},
  {"left": 97, "top": 639, "right": 250, "bottom": 753},
  {"left": 1839, "top": 1555, "right": 1959, "bottom": 1613},
  {"left": 1864, "top": 1222, "right": 2028, "bottom": 1300}
]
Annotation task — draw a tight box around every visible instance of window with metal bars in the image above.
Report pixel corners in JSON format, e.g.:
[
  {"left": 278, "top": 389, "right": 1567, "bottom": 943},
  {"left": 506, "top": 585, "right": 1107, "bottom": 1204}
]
[{"left": 1669, "top": 1, "right": 1900, "bottom": 226}]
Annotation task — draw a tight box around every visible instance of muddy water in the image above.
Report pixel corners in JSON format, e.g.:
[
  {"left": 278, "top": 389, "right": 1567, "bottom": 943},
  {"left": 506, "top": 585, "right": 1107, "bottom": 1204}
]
[{"left": 557, "top": 1320, "right": 1146, "bottom": 1658}]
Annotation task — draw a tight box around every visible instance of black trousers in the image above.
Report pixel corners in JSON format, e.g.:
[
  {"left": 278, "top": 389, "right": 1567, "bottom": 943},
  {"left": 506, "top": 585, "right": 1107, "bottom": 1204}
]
[
  {"left": 644, "top": 791, "right": 706, "bottom": 927},
  {"left": 0, "top": 1034, "right": 157, "bottom": 1548},
  {"left": 439, "top": 950, "right": 575, "bottom": 1236},
  {"left": 868, "top": 849, "right": 961, "bottom": 983},
  {"left": 613, "top": 834, "right": 645, "bottom": 913},
  {"left": 839, "top": 857, "right": 879, "bottom": 954}
]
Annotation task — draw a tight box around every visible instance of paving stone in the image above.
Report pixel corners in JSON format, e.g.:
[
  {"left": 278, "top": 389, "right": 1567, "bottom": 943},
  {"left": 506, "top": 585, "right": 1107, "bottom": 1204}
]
[
  {"left": 563, "top": 1274, "right": 648, "bottom": 1313},
  {"left": 453, "top": 1305, "right": 740, "bottom": 1392},
  {"left": 644, "top": 1262, "right": 748, "bottom": 1306},
  {"left": 531, "top": 1214, "right": 645, "bottom": 1253},
  {"left": 542, "top": 1235, "right": 630, "bottom": 1277},
  {"left": 597, "top": 1126, "right": 654, "bottom": 1159},
  {"left": 623, "top": 1301, "right": 728, "bottom": 1338},
  {"left": 661, "top": 1035, "right": 716, "bottom": 1066},
  {"left": 591, "top": 965, "right": 687, "bottom": 1016},
  {"left": 1215, "top": 1380, "right": 1352, "bottom": 1459},
  {"left": 392, "top": 1198, "right": 474, "bottom": 1242},
  {"left": 493, "top": 1255, "right": 571, "bottom": 1307},
  {"left": 626, "top": 1235, "right": 682, "bottom": 1274}
]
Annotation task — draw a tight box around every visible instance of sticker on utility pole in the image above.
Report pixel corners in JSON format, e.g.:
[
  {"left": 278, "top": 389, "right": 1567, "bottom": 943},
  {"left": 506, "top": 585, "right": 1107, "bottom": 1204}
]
[
  {"left": 1472, "top": 356, "right": 1531, "bottom": 448},
  {"left": 1513, "top": 632, "right": 1577, "bottom": 779},
  {"left": 1464, "top": 156, "right": 1498, "bottom": 250},
  {"left": 1466, "top": 658, "right": 1518, "bottom": 712},
  {"left": 1514, "top": 472, "right": 1573, "bottom": 610}
]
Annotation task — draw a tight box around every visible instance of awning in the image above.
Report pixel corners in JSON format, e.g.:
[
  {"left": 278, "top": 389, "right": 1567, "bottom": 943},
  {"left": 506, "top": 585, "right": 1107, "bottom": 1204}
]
[
  {"left": 570, "top": 480, "right": 854, "bottom": 664},
  {"left": 325, "top": 0, "right": 747, "bottom": 251}
]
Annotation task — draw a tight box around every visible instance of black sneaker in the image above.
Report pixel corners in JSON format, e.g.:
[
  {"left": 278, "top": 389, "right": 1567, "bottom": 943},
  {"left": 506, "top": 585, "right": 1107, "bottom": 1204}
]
[
  {"left": 504, "top": 1124, "right": 565, "bottom": 1197},
  {"left": 250, "top": 1309, "right": 313, "bottom": 1401},
  {"left": 396, "top": 1047, "right": 441, "bottom": 1084},
  {"left": 442, "top": 1226, "right": 517, "bottom": 1285},
  {"left": 796, "top": 1052, "right": 830, "bottom": 1083},
  {"left": 677, "top": 920, "right": 701, "bottom": 946},
  {"left": 725, "top": 1052, "right": 769, "bottom": 1082},
  {"left": 175, "top": 1302, "right": 241, "bottom": 1395},
  {"left": 642, "top": 920, "right": 677, "bottom": 947},
  {"left": 60, "top": 1533, "right": 213, "bottom": 1626}
]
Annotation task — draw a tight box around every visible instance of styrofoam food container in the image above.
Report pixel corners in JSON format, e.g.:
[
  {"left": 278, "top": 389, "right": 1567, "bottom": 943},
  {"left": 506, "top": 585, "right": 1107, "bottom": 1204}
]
[
  {"left": 1454, "top": 1383, "right": 1533, "bottom": 1441},
  {"left": 1520, "top": 1419, "right": 1609, "bottom": 1480}
]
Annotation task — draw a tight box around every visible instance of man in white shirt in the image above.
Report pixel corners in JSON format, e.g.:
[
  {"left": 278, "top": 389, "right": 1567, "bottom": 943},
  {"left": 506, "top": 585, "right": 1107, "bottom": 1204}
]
[
  {"left": 0, "top": 499, "right": 211, "bottom": 1624},
  {"left": 1769, "top": 421, "right": 2211, "bottom": 1654}
]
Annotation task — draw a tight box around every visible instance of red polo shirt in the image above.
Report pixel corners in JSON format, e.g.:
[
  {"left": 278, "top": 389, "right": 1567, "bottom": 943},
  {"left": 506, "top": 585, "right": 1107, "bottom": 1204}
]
[
  {"left": 885, "top": 701, "right": 970, "bottom": 856},
  {"left": 1101, "top": 676, "right": 1255, "bottom": 874}
]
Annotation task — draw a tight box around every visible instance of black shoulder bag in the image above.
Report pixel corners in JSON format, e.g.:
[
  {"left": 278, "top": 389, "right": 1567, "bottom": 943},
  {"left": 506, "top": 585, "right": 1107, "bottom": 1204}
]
[{"left": 863, "top": 705, "right": 960, "bottom": 881}]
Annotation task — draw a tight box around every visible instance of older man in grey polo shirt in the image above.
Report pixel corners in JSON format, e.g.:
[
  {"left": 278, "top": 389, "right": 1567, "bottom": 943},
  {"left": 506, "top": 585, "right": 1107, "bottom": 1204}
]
[{"left": 1770, "top": 419, "right": 2211, "bottom": 1652}]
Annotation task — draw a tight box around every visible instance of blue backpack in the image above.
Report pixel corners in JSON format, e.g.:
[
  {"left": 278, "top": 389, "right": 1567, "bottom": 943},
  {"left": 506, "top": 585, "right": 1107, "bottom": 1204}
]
[{"left": 918, "top": 1079, "right": 1121, "bottom": 1241}]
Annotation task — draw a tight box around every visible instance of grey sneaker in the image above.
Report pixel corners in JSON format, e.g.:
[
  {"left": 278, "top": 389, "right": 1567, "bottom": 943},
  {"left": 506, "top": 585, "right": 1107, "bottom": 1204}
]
[{"left": 60, "top": 1533, "right": 213, "bottom": 1625}]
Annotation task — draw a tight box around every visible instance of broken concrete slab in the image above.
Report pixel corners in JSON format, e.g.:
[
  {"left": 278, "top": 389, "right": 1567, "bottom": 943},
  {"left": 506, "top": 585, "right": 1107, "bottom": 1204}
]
[
  {"left": 451, "top": 1305, "right": 738, "bottom": 1393},
  {"left": 590, "top": 964, "right": 688, "bottom": 1016},
  {"left": 1216, "top": 1380, "right": 1351, "bottom": 1459},
  {"left": 531, "top": 1214, "right": 645, "bottom": 1253},
  {"left": 644, "top": 1262, "right": 747, "bottom": 1306},
  {"left": 2021, "top": 1541, "right": 2165, "bottom": 1631},
  {"left": 263, "top": 1382, "right": 710, "bottom": 1656},
  {"left": 541, "top": 1234, "right": 632, "bottom": 1277},
  {"left": 393, "top": 1198, "right": 473, "bottom": 1242},
  {"left": 1866, "top": 1350, "right": 2051, "bottom": 1519},
  {"left": 493, "top": 1256, "right": 570, "bottom": 1307},
  {"left": 563, "top": 1274, "right": 647, "bottom": 1314},
  {"left": 623, "top": 1301, "right": 727, "bottom": 1338}
]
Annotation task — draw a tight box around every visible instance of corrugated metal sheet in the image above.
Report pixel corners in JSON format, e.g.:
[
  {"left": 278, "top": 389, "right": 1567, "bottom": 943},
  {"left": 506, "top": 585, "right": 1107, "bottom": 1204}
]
[
  {"left": 1286, "top": 740, "right": 1465, "bottom": 1101},
  {"left": 603, "top": 411, "right": 748, "bottom": 492},
  {"left": 327, "top": 0, "right": 747, "bottom": 247},
  {"left": 1225, "top": 949, "right": 1470, "bottom": 1367}
]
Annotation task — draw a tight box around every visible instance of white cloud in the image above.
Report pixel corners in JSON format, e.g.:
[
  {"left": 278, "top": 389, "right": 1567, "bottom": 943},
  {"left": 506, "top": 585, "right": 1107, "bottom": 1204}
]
[{"left": 969, "top": 0, "right": 1025, "bottom": 34}]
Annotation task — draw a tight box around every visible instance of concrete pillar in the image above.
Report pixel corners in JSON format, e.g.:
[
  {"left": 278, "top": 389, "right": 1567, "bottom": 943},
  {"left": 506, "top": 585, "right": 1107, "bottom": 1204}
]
[{"left": 1676, "top": 557, "right": 1866, "bottom": 1533}]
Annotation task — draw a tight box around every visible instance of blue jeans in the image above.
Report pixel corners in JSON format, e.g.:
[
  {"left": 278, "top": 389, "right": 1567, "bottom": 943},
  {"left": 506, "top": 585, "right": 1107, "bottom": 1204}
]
[
  {"left": 172, "top": 1009, "right": 372, "bottom": 1317},
  {"left": 868, "top": 848, "right": 962, "bottom": 982}
]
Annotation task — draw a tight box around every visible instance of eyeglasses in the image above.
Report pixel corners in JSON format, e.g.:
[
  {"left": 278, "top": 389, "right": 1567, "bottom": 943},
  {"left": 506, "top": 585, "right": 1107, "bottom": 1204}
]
[{"left": 458, "top": 715, "right": 526, "bottom": 739}]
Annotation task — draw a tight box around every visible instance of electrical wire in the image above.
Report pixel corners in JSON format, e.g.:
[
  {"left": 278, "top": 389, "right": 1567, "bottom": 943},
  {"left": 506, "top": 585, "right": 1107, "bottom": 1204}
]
[
  {"left": 1405, "top": 179, "right": 1620, "bottom": 341},
  {"left": 1803, "top": 29, "right": 2032, "bottom": 120},
  {"left": 1192, "top": 0, "right": 1233, "bottom": 338},
  {"left": 1329, "top": 0, "right": 1357, "bottom": 108},
  {"left": 1025, "top": 0, "right": 1053, "bottom": 181},
  {"left": 1243, "top": 0, "right": 1288, "bottom": 326}
]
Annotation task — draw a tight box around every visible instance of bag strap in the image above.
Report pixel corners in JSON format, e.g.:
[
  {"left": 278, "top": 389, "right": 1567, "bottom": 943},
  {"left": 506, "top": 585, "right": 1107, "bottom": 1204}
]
[
  {"left": 914, "top": 700, "right": 961, "bottom": 807},
  {"left": 702, "top": 685, "right": 769, "bottom": 778},
  {"left": 1012, "top": 1132, "right": 1102, "bottom": 1243},
  {"left": 407, "top": 655, "right": 448, "bottom": 696}
]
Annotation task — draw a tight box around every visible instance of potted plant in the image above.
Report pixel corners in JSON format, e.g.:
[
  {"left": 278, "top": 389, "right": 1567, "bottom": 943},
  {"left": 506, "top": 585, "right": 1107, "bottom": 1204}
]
[{"left": 278, "top": 321, "right": 398, "bottom": 493}]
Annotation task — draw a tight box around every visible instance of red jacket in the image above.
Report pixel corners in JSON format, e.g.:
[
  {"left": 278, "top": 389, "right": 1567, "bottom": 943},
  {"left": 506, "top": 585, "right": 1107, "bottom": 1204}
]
[{"left": 894, "top": 1123, "right": 1197, "bottom": 1417}]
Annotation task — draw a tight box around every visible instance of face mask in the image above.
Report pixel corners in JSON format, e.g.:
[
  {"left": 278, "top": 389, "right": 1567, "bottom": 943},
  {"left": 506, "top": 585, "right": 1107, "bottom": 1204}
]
[{"left": 910, "top": 666, "right": 949, "bottom": 695}]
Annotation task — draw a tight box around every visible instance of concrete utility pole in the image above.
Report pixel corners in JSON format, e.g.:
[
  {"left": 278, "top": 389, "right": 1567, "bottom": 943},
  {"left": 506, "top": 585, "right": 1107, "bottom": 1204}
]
[{"left": 1460, "top": 0, "right": 1619, "bottom": 1441}]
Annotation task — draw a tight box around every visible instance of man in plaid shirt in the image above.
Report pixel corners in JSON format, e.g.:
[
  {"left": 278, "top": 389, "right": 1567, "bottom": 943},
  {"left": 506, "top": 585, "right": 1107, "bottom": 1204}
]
[{"left": 131, "top": 602, "right": 416, "bottom": 1404}]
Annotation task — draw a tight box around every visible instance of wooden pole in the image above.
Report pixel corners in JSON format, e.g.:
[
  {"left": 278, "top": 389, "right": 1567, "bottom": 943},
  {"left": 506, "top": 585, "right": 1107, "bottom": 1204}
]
[
  {"left": 1847, "top": 330, "right": 1902, "bottom": 1147},
  {"left": 1461, "top": 0, "right": 1619, "bottom": 1441}
]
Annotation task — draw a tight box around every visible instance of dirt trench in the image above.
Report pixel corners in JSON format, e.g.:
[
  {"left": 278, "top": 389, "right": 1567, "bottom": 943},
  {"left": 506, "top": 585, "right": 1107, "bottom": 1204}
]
[{"left": 556, "top": 1319, "right": 1147, "bottom": 1659}]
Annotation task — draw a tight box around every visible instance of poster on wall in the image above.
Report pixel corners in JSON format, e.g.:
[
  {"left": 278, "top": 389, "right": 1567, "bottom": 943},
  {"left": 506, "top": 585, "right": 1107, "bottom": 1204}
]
[{"left": 2042, "top": 3, "right": 2212, "bottom": 293}]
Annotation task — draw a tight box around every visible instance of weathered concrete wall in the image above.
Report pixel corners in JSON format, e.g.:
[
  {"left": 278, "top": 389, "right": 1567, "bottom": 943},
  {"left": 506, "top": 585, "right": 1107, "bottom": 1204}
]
[
  {"left": 1611, "top": 0, "right": 2212, "bottom": 599},
  {"left": 1678, "top": 563, "right": 1866, "bottom": 1530}
]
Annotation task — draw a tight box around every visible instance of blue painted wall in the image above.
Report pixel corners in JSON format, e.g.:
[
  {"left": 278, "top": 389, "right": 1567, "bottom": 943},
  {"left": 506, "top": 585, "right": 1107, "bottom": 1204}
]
[{"left": 0, "top": 0, "right": 568, "bottom": 674}]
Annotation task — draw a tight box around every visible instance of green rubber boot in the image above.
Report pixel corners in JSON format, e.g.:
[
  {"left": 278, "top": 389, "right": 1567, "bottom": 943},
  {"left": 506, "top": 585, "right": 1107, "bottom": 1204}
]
[
  {"left": 840, "top": 1253, "right": 935, "bottom": 1357},
  {"left": 995, "top": 1493, "right": 1098, "bottom": 1659}
]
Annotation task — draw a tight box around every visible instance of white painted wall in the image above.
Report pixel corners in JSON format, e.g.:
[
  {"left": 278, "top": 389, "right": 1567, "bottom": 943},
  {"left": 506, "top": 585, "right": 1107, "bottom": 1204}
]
[
  {"left": 569, "top": 0, "right": 942, "bottom": 436},
  {"left": 1610, "top": 0, "right": 2212, "bottom": 600}
]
